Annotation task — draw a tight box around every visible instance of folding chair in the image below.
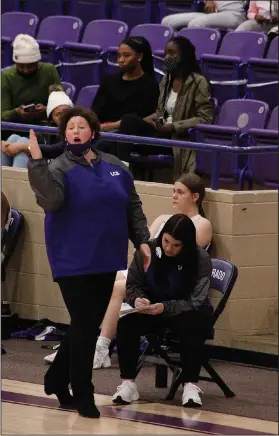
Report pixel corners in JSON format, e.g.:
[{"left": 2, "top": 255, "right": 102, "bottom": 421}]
[
  {"left": 135, "top": 258, "right": 238, "bottom": 400},
  {"left": 2, "top": 209, "right": 24, "bottom": 282}
]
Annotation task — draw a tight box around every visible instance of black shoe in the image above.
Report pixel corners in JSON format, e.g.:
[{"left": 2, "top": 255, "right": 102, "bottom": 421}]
[
  {"left": 78, "top": 402, "right": 100, "bottom": 419},
  {"left": 44, "top": 381, "right": 75, "bottom": 408}
]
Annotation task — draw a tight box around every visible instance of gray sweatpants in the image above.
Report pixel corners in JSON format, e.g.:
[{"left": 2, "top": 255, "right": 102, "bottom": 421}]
[
  {"left": 235, "top": 20, "right": 274, "bottom": 32},
  {"left": 162, "top": 11, "right": 246, "bottom": 30}
]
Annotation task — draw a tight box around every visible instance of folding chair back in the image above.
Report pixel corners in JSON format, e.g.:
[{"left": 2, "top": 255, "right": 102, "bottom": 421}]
[{"left": 2, "top": 209, "right": 24, "bottom": 281}]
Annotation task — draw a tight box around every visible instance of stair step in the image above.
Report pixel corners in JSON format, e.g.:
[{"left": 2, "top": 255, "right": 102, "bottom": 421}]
[{"left": 232, "top": 335, "right": 278, "bottom": 355}]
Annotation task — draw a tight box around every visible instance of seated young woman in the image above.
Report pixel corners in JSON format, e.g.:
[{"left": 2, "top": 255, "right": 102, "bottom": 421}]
[
  {"left": 115, "top": 36, "right": 214, "bottom": 178},
  {"left": 92, "top": 36, "right": 159, "bottom": 157},
  {"left": 44, "top": 173, "right": 212, "bottom": 367},
  {"left": 112, "top": 214, "right": 213, "bottom": 408}
]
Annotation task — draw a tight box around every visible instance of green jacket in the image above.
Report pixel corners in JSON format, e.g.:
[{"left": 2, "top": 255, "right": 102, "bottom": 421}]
[
  {"left": 157, "top": 73, "right": 214, "bottom": 178},
  {"left": 1, "top": 62, "right": 61, "bottom": 123}
]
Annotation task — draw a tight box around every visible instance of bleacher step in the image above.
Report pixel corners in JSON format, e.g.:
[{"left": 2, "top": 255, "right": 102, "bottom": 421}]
[{"left": 231, "top": 335, "right": 278, "bottom": 355}]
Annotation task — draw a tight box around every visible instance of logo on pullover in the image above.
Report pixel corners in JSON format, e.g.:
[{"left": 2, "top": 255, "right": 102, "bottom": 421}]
[{"left": 110, "top": 171, "right": 120, "bottom": 176}]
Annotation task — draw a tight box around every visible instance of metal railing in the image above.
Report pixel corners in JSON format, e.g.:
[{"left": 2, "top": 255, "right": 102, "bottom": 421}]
[{"left": 2, "top": 121, "right": 278, "bottom": 190}]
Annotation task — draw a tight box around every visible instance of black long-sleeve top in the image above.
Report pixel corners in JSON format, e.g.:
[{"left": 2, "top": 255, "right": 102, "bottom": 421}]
[{"left": 92, "top": 72, "right": 159, "bottom": 123}]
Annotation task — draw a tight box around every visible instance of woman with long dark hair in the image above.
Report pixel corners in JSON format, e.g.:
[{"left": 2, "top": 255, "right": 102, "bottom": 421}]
[
  {"left": 92, "top": 36, "right": 159, "bottom": 133},
  {"left": 112, "top": 214, "right": 212, "bottom": 408},
  {"left": 116, "top": 36, "right": 214, "bottom": 177}
]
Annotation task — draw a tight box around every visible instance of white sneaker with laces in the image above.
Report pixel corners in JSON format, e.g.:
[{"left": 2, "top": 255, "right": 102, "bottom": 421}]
[
  {"left": 182, "top": 383, "right": 203, "bottom": 407},
  {"left": 93, "top": 345, "right": 111, "bottom": 369},
  {"left": 44, "top": 350, "right": 57, "bottom": 364},
  {"left": 112, "top": 380, "right": 140, "bottom": 404}
]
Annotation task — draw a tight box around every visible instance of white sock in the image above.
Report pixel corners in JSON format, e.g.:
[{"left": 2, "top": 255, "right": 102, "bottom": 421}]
[{"left": 97, "top": 336, "right": 111, "bottom": 349}]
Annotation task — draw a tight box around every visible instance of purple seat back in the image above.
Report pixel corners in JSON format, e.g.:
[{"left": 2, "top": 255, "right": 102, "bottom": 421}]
[
  {"left": 267, "top": 106, "right": 278, "bottom": 129},
  {"left": 267, "top": 36, "right": 278, "bottom": 59},
  {"left": 219, "top": 32, "right": 268, "bottom": 62},
  {"left": 217, "top": 99, "right": 269, "bottom": 134},
  {"left": 82, "top": 20, "right": 128, "bottom": 52},
  {"left": 1, "top": 12, "right": 39, "bottom": 39},
  {"left": 196, "top": 99, "right": 270, "bottom": 183},
  {"left": 69, "top": 0, "right": 112, "bottom": 26},
  {"left": 159, "top": 0, "right": 198, "bottom": 21},
  {"left": 61, "top": 81, "right": 76, "bottom": 101},
  {"left": 130, "top": 24, "right": 174, "bottom": 54},
  {"left": 113, "top": 0, "right": 157, "bottom": 29},
  {"left": 76, "top": 85, "right": 99, "bottom": 108},
  {"left": 249, "top": 106, "right": 279, "bottom": 188},
  {"left": 37, "top": 16, "right": 83, "bottom": 47},
  {"left": 24, "top": 0, "right": 63, "bottom": 20},
  {"left": 177, "top": 28, "right": 221, "bottom": 60}
]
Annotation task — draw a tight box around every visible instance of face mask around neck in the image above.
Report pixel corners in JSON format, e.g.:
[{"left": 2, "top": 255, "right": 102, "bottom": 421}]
[{"left": 65, "top": 139, "right": 94, "bottom": 157}]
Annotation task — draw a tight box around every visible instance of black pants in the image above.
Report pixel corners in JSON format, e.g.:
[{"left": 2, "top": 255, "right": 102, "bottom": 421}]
[
  {"left": 97, "top": 114, "right": 173, "bottom": 162},
  {"left": 45, "top": 272, "right": 116, "bottom": 404},
  {"left": 117, "top": 308, "right": 212, "bottom": 383}
]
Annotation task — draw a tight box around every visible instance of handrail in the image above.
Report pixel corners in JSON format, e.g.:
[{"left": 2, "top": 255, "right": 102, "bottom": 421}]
[{"left": 2, "top": 121, "right": 278, "bottom": 190}]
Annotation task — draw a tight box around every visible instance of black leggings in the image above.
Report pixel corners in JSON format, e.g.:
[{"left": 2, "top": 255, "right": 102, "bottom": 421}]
[
  {"left": 117, "top": 307, "right": 212, "bottom": 383},
  {"left": 97, "top": 114, "right": 173, "bottom": 162},
  {"left": 44, "top": 272, "right": 116, "bottom": 405}
]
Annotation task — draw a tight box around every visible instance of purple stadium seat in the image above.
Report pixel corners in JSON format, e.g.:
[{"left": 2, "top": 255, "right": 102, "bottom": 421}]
[
  {"left": 24, "top": 0, "right": 64, "bottom": 20},
  {"left": 245, "top": 107, "right": 279, "bottom": 189},
  {"left": 113, "top": 0, "right": 158, "bottom": 29},
  {"left": 36, "top": 15, "right": 83, "bottom": 63},
  {"left": 69, "top": 0, "right": 113, "bottom": 26},
  {"left": 246, "top": 37, "right": 279, "bottom": 110},
  {"left": 130, "top": 23, "right": 174, "bottom": 55},
  {"left": 200, "top": 32, "right": 268, "bottom": 105},
  {"left": 61, "top": 81, "right": 76, "bottom": 101},
  {"left": 193, "top": 99, "right": 270, "bottom": 188},
  {"left": 2, "top": 0, "right": 21, "bottom": 14},
  {"left": 1, "top": 12, "right": 39, "bottom": 39},
  {"left": 75, "top": 85, "right": 99, "bottom": 108},
  {"left": 158, "top": 0, "right": 204, "bottom": 22},
  {"left": 61, "top": 20, "right": 128, "bottom": 92},
  {"left": 1, "top": 12, "right": 39, "bottom": 67},
  {"left": 177, "top": 28, "right": 221, "bottom": 60}
]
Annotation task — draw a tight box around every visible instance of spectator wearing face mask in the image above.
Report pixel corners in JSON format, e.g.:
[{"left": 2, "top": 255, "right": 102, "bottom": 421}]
[
  {"left": 162, "top": 1, "right": 246, "bottom": 30},
  {"left": 116, "top": 37, "right": 214, "bottom": 178},
  {"left": 1, "top": 85, "right": 73, "bottom": 168},
  {"left": 1, "top": 34, "right": 61, "bottom": 136},
  {"left": 235, "top": 1, "right": 278, "bottom": 32}
]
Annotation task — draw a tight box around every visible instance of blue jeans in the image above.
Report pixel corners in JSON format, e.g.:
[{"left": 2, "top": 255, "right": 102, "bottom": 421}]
[{"left": 1, "top": 134, "right": 29, "bottom": 169}]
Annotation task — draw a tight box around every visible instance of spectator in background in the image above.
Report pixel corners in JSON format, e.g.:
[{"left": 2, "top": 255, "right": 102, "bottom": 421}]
[
  {"left": 235, "top": 1, "right": 278, "bottom": 32},
  {"left": 93, "top": 36, "right": 159, "bottom": 133},
  {"left": 1, "top": 34, "right": 61, "bottom": 138},
  {"left": 1, "top": 85, "right": 73, "bottom": 167},
  {"left": 116, "top": 37, "right": 214, "bottom": 178},
  {"left": 162, "top": 1, "right": 246, "bottom": 30}
]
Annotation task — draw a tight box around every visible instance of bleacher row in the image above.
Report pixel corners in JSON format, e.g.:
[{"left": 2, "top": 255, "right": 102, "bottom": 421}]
[{"left": 1, "top": 2, "right": 278, "bottom": 189}]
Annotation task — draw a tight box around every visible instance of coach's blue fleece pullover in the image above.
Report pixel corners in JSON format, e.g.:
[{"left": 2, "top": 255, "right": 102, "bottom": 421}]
[{"left": 28, "top": 150, "right": 150, "bottom": 280}]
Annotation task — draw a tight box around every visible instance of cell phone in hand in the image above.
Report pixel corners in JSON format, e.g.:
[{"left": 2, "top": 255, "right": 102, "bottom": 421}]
[{"left": 23, "top": 104, "right": 36, "bottom": 113}]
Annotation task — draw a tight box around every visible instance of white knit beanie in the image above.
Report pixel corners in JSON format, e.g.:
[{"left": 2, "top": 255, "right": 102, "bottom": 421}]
[
  {"left": 47, "top": 91, "right": 74, "bottom": 118},
  {"left": 13, "top": 34, "right": 41, "bottom": 64}
]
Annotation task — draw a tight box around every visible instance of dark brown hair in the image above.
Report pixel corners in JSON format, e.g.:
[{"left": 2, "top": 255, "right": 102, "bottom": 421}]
[
  {"left": 176, "top": 172, "right": 206, "bottom": 217},
  {"left": 59, "top": 106, "right": 101, "bottom": 141}
]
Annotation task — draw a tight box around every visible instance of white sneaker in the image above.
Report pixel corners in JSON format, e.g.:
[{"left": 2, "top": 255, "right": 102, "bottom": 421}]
[
  {"left": 182, "top": 383, "right": 203, "bottom": 408},
  {"left": 93, "top": 345, "right": 111, "bottom": 369},
  {"left": 112, "top": 380, "right": 140, "bottom": 404},
  {"left": 44, "top": 350, "right": 57, "bottom": 364}
]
